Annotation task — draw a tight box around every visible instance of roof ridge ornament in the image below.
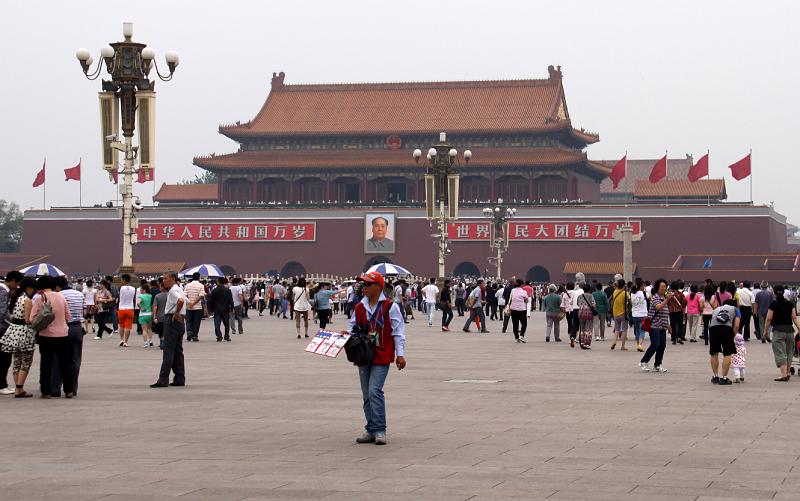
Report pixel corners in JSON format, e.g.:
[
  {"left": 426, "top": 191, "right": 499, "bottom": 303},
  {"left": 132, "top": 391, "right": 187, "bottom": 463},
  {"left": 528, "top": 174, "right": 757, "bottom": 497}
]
[
  {"left": 271, "top": 71, "right": 286, "bottom": 89},
  {"left": 548, "top": 65, "right": 562, "bottom": 81}
]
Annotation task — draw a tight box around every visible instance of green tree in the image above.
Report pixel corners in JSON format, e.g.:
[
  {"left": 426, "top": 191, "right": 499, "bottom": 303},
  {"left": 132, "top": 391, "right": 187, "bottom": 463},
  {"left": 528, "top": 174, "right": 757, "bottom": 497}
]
[
  {"left": 0, "top": 200, "right": 23, "bottom": 253},
  {"left": 180, "top": 170, "right": 217, "bottom": 185}
]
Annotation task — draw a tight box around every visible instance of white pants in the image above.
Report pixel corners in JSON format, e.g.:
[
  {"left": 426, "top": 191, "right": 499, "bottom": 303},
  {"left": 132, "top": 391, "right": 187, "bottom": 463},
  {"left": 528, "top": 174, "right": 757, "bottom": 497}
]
[
  {"left": 732, "top": 367, "right": 746, "bottom": 379},
  {"left": 426, "top": 302, "right": 436, "bottom": 325}
]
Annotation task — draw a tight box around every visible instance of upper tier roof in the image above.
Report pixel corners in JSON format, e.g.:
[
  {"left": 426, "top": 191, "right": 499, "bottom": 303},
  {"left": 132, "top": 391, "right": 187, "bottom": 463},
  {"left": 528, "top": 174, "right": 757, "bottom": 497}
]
[
  {"left": 153, "top": 183, "right": 218, "bottom": 203},
  {"left": 194, "top": 147, "right": 611, "bottom": 177},
  {"left": 219, "top": 66, "right": 598, "bottom": 143}
]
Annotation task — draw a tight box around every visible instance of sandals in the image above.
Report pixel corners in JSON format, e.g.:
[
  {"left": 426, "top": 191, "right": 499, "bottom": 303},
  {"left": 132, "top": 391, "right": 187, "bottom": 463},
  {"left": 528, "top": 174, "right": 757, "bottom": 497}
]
[
  {"left": 610, "top": 343, "right": 616, "bottom": 350},
  {"left": 14, "top": 391, "right": 32, "bottom": 398},
  {"left": 774, "top": 376, "right": 790, "bottom": 382}
]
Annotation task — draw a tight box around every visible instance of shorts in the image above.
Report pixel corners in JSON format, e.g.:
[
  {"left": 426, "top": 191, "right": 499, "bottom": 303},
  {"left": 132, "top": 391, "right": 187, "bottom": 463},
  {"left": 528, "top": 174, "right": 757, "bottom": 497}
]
[
  {"left": 613, "top": 315, "right": 629, "bottom": 334},
  {"left": 709, "top": 325, "right": 735, "bottom": 356},
  {"left": 138, "top": 313, "right": 152, "bottom": 325},
  {"left": 83, "top": 304, "right": 97, "bottom": 319},
  {"left": 118, "top": 309, "right": 134, "bottom": 330}
]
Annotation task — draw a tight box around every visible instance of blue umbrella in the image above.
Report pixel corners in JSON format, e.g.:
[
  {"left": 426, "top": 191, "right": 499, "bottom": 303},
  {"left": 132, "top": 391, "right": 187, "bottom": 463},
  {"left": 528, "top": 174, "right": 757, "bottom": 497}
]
[
  {"left": 19, "top": 263, "right": 66, "bottom": 277},
  {"left": 365, "top": 263, "right": 412, "bottom": 276},
  {"left": 179, "top": 264, "right": 224, "bottom": 278}
]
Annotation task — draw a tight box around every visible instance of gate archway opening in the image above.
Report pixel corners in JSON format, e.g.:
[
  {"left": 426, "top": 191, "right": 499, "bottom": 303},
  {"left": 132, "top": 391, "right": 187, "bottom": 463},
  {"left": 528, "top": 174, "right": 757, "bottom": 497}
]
[
  {"left": 526, "top": 265, "right": 550, "bottom": 283},
  {"left": 281, "top": 261, "right": 306, "bottom": 278},
  {"left": 363, "top": 256, "right": 393, "bottom": 272},
  {"left": 453, "top": 261, "right": 481, "bottom": 278}
]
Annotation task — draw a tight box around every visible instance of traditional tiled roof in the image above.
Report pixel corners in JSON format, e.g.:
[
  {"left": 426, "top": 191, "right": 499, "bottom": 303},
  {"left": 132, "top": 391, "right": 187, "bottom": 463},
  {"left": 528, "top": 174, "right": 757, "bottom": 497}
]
[
  {"left": 563, "top": 262, "right": 637, "bottom": 275},
  {"left": 132, "top": 262, "right": 186, "bottom": 275},
  {"left": 0, "top": 254, "right": 49, "bottom": 275},
  {"left": 218, "top": 67, "right": 599, "bottom": 142},
  {"left": 194, "top": 147, "right": 610, "bottom": 176},
  {"left": 599, "top": 157, "right": 693, "bottom": 194},
  {"left": 153, "top": 183, "right": 218, "bottom": 202},
  {"left": 634, "top": 179, "right": 726, "bottom": 199}
]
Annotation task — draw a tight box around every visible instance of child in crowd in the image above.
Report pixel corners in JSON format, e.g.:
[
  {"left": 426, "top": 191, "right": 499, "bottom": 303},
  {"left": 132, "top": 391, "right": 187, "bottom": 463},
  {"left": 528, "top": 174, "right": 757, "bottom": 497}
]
[{"left": 731, "top": 332, "right": 747, "bottom": 382}]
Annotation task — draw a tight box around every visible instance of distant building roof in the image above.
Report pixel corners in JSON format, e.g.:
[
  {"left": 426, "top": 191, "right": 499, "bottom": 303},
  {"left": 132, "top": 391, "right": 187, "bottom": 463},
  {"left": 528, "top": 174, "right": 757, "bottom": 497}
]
[
  {"left": 563, "top": 262, "right": 637, "bottom": 275},
  {"left": 195, "top": 147, "right": 610, "bottom": 176},
  {"left": 634, "top": 179, "right": 726, "bottom": 199},
  {"left": 218, "top": 66, "right": 599, "bottom": 141},
  {"left": 599, "top": 156, "right": 694, "bottom": 194},
  {"left": 131, "top": 262, "right": 186, "bottom": 275},
  {"left": 153, "top": 183, "right": 217, "bottom": 203},
  {"left": 0, "top": 254, "right": 49, "bottom": 275}
]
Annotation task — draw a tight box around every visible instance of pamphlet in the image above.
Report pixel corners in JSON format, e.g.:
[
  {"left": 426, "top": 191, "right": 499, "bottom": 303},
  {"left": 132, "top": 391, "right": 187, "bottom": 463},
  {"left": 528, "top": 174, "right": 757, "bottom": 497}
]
[{"left": 305, "top": 330, "right": 351, "bottom": 358}]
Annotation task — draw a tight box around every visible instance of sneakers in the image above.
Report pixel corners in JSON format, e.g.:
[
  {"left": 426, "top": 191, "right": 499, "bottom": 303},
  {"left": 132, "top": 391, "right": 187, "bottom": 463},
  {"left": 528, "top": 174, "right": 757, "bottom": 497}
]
[
  {"left": 519, "top": 337, "right": 526, "bottom": 343},
  {"left": 637, "top": 344, "right": 644, "bottom": 352},
  {"left": 355, "top": 432, "right": 375, "bottom": 444},
  {"left": 93, "top": 336, "right": 101, "bottom": 340},
  {"left": 718, "top": 377, "right": 732, "bottom": 385},
  {"left": 143, "top": 342, "right": 149, "bottom": 348},
  {"left": 0, "top": 388, "right": 14, "bottom": 395},
  {"left": 653, "top": 365, "right": 668, "bottom": 373},
  {"left": 595, "top": 336, "right": 600, "bottom": 341},
  {"left": 374, "top": 432, "right": 387, "bottom": 445},
  {"left": 711, "top": 376, "right": 720, "bottom": 384},
  {"left": 639, "top": 362, "right": 651, "bottom": 372}
]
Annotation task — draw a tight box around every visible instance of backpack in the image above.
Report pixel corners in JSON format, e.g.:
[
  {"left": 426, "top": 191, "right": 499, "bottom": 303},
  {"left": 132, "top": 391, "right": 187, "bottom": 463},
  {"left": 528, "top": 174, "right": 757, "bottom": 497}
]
[{"left": 31, "top": 293, "right": 56, "bottom": 332}]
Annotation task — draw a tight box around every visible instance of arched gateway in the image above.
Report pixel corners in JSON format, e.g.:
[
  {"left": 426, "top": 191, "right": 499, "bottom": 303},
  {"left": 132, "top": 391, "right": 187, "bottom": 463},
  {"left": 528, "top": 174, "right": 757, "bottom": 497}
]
[{"left": 526, "top": 266, "right": 550, "bottom": 283}]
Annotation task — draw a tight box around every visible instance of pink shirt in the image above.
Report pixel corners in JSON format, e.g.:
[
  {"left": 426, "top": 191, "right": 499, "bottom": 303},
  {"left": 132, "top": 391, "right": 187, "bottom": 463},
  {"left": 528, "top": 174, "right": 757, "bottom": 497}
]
[
  {"left": 713, "top": 291, "right": 732, "bottom": 308},
  {"left": 509, "top": 287, "right": 529, "bottom": 311},
  {"left": 685, "top": 293, "right": 702, "bottom": 315},
  {"left": 31, "top": 290, "right": 71, "bottom": 337}
]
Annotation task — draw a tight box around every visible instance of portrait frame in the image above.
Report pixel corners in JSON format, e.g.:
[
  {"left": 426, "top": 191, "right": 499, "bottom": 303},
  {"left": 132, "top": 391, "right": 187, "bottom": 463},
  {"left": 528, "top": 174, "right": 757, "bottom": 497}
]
[{"left": 364, "top": 212, "right": 397, "bottom": 254}]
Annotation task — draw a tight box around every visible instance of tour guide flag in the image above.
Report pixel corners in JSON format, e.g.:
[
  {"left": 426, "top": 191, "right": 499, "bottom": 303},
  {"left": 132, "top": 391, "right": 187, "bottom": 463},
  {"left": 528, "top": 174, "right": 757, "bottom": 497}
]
[
  {"left": 688, "top": 153, "right": 709, "bottom": 182},
  {"left": 608, "top": 155, "right": 626, "bottom": 189},
  {"left": 64, "top": 160, "right": 81, "bottom": 181},
  {"left": 728, "top": 153, "right": 751, "bottom": 180},
  {"left": 648, "top": 155, "right": 667, "bottom": 183},
  {"left": 32, "top": 160, "right": 46, "bottom": 187}
]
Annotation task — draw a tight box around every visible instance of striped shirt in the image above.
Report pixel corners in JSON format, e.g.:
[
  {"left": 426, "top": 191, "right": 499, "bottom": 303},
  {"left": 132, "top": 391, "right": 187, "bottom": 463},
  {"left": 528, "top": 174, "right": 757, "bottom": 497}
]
[
  {"left": 648, "top": 293, "right": 670, "bottom": 330},
  {"left": 61, "top": 288, "right": 85, "bottom": 322}
]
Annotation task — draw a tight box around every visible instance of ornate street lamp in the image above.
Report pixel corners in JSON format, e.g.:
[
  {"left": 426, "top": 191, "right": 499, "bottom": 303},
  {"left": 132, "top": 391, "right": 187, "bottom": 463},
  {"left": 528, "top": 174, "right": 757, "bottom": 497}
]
[
  {"left": 482, "top": 198, "right": 516, "bottom": 280},
  {"left": 413, "top": 133, "right": 471, "bottom": 280},
  {"left": 76, "top": 22, "right": 179, "bottom": 276}
]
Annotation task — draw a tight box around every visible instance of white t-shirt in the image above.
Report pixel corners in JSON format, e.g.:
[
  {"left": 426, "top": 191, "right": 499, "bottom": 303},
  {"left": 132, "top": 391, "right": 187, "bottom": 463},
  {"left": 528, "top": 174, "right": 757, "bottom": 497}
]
[
  {"left": 230, "top": 285, "right": 243, "bottom": 307},
  {"left": 292, "top": 286, "right": 311, "bottom": 311},
  {"left": 422, "top": 284, "right": 439, "bottom": 303},
  {"left": 736, "top": 288, "right": 754, "bottom": 307},
  {"left": 166, "top": 284, "right": 187, "bottom": 315},
  {"left": 83, "top": 287, "right": 96, "bottom": 306},
  {"left": 631, "top": 291, "right": 648, "bottom": 318},
  {"left": 119, "top": 285, "right": 137, "bottom": 310}
]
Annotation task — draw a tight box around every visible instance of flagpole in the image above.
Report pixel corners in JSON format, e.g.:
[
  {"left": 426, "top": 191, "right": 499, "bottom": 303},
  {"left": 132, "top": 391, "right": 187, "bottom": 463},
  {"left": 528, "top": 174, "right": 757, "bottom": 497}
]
[
  {"left": 624, "top": 150, "right": 628, "bottom": 206},
  {"left": 665, "top": 149, "right": 669, "bottom": 207},
  {"left": 707, "top": 149, "right": 710, "bottom": 207},
  {"left": 79, "top": 157, "right": 83, "bottom": 209},
  {"left": 749, "top": 148, "right": 753, "bottom": 204},
  {"left": 43, "top": 157, "right": 46, "bottom": 209}
]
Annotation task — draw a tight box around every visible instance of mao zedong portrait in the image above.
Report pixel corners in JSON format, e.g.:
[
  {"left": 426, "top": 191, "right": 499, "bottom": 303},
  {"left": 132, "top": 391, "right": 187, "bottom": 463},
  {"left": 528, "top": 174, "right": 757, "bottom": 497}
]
[{"left": 365, "top": 216, "right": 395, "bottom": 253}]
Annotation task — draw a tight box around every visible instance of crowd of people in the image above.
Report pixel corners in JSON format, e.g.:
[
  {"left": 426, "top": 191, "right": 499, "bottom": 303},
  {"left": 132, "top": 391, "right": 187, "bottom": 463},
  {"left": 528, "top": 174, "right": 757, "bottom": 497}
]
[{"left": 2, "top": 268, "right": 800, "bottom": 401}]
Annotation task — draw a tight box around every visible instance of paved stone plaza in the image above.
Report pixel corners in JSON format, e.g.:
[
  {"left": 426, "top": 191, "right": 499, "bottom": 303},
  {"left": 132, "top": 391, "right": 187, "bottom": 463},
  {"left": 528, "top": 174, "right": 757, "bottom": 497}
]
[{"left": 2, "top": 310, "right": 800, "bottom": 500}]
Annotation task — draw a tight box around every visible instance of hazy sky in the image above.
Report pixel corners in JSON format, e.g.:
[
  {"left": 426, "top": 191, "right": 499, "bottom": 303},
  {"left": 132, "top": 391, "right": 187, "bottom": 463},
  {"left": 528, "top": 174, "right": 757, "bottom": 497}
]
[{"left": 1, "top": 1, "right": 796, "bottom": 222}]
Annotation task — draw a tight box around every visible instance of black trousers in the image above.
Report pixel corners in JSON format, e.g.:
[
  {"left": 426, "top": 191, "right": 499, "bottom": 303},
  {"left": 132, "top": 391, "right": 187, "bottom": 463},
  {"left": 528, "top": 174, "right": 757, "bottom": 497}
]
[
  {"left": 739, "top": 305, "right": 753, "bottom": 340},
  {"left": 0, "top": 349, "right": 11, "bottom": 390},
  {"left": 318, "top": 308, "right": 332, "bottom": 329},
  {"left": 510, "top": 309, "right": 527, "bottom": 339},
  {"left": 96, "top": 310, "right": 113, "bottom": 337},
  {"left": 456, "top": 298, "right": 465, "bottom": 316},
  {"left": 568, "top": 310, "right": 579, "bottom": 339},
  {"left": 39, "top": 336, "right": 75, "bottom": 396},
  {"left": 186, "top": 309, "right": 203, "bottom": 340},
  {"left": 50, "top": 322, "right": 84, "bottom": 395},
  {"left": 441, "top": 305, "right": 453, "bottom": 327},
  {"left": 213, "top": 311, "right": 230, "bottom": 340},
  {"left": 157, "top": 317, "right": 185, "bottom": 385},
  {"left": 669, "top": 312, "right": 684, "bottom": 342},
  {"left": 702, "top": 314, "right": 712, "bottom": 345}
]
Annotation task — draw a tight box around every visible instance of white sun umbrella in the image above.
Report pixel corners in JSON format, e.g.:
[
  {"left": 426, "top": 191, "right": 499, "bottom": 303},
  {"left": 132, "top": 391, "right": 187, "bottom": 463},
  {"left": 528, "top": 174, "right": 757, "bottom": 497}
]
[
  {"left": 179, "top": 264, "right": 224, "bottom": 278},
  {"left": 19, "top": 263, "right": 66, "bottom": 277},
  {"left": 365, "top": 263, "right": 412, "bottom": 276}
]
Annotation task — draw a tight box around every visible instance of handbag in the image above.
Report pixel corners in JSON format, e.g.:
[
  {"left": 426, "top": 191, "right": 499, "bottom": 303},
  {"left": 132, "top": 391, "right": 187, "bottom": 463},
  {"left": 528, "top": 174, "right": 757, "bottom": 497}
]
[
  {"left": 642, "top": 317, "right": 651, "bottom": 332},
  {"left": 344, "top": 331, "right": 375, "bottom": 367},
  {"left": 503, "top": 305, "right": 511, "bottom": 316},
  {"left": 31, "top": 293, "right": 55, "bottom": 332}
]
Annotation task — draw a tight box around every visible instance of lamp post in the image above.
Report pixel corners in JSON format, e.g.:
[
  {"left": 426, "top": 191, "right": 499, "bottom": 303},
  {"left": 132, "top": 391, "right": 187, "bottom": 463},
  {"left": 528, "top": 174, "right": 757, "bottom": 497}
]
[
  {"left": 413, "top": 133, "right": 471, "bottom": 280},
  {"left": 482, "top": 198, "right": 516, "bottom": 280},
  {"left": 76, "top": 22, "right": 179, "bottom": 276}
]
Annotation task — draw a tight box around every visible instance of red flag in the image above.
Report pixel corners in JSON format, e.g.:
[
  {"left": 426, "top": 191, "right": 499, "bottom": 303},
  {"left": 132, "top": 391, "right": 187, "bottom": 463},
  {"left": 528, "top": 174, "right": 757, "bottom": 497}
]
[
  {"left": 32, "top": 161, "right": 46, "bottom": 187},
  {"left": 648, "top": 155, "right": 667, "bottom": 183},
  {"left": 608, "top": 155, "right": 626, "bottom": 189},
  {"left": 64, "top": 160, "right": 81, "bottom": 181},
  {"left": 728, "top": 153, "right": 751, "bottom": 180},
  {"left": 687, "top": 154, "right": 709, "bottom": 182},
  {"left": 136, "top": 167, "right": 154, "bottom": 184},
  {"left": 111, "top": 170, "right": 118, "bottom": 184}
]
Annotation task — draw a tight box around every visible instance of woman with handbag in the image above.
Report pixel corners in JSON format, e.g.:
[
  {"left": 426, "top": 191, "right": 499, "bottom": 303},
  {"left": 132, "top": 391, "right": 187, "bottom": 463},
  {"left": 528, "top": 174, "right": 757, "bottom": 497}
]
[
  {"left": 31, "top": 275, "right": 74, "bottom": 398},
  {"left": 576, "top": 284, "right": 597, "bottom": 349},
  {"left": 292, "top": 277, "right": 312, "bottom": 339},
  {"left": 1, "top": 277, "right": 36, "bottom": 398}
]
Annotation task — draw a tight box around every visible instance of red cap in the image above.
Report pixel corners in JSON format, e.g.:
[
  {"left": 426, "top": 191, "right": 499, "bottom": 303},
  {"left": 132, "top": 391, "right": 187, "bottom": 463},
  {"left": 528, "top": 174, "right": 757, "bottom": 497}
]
[{"left": 357, "top": 271, "right": 385, "bottom": 288}]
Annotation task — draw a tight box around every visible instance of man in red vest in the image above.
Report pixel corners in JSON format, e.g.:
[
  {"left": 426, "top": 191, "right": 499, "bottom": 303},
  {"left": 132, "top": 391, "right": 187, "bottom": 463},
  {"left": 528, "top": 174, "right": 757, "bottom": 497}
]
[{"left": 346, "top": 271, "right": 406, "bottom": 445}]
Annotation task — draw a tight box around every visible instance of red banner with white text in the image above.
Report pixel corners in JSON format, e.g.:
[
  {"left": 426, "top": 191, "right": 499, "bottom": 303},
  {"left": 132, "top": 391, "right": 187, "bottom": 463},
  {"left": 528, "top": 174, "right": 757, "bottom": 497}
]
[
  {"left": 137, "top": 222, "right": 316, "bottom": 242},
  {"left": 447, "top": 221, "right": 641, "bottom": 241}
]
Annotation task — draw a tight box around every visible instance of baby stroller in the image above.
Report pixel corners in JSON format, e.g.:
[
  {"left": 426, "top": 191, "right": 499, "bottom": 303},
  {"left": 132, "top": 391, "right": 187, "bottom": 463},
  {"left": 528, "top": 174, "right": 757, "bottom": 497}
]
[{"left": 790, "top": 334, "right": 800, "bottom": 376}]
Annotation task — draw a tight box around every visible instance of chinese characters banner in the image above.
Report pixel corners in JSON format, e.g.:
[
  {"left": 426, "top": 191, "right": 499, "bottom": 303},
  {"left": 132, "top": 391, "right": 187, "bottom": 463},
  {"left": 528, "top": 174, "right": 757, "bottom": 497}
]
[
  {"left": 137, "top": 222, "right": 316, "bottom": 242},
  {"left": 447, "top": 221, "right": 641, "bottom": 241}
]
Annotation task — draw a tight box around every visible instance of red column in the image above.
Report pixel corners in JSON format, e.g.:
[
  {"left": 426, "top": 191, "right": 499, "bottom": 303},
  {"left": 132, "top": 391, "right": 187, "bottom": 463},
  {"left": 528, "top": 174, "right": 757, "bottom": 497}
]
[
  {"left": 491, "top": 172, "right": 496, "bottom": 201},
  {"left": 288, "top": 178, "right": 295, "bottom": 203},
  {"left": 363, "top": 176, "right": 368, "bottom": 202},
  {"left": 325, "top": 176, "right": 331, "bottom": 201},
  {"left": 529, "top": 175, "right": 534, "bottom": 200}
]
